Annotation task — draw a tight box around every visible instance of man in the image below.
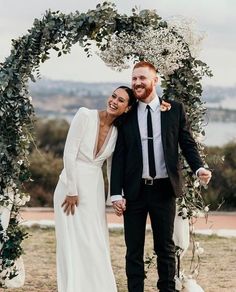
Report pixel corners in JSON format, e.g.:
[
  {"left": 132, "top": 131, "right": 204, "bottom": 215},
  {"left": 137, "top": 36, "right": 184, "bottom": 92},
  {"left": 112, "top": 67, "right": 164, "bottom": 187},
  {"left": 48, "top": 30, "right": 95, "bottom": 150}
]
[{"left": 110, "top": 61, "right": 211, "bottom": 292}]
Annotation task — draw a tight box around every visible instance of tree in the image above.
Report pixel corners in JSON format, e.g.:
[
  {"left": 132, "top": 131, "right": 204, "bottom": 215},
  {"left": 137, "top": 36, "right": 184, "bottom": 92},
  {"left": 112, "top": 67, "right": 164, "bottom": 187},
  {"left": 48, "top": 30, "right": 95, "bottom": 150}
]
[
  {"left": 34, "top": 117, "right": 69, "bottom": 156},
  {"left": 204, "top": 142, "right": 236, "bottom": 210}
]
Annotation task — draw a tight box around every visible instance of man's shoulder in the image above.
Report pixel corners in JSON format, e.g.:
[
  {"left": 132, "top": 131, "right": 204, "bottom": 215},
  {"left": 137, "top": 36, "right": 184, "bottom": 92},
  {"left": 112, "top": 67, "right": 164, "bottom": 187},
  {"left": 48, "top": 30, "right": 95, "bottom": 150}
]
[
  {"left": 162, "top": 98, "right": 182, "bottom": 107},
  {"left": 162, "top": 99, "right": 185, "bottom": 114}
]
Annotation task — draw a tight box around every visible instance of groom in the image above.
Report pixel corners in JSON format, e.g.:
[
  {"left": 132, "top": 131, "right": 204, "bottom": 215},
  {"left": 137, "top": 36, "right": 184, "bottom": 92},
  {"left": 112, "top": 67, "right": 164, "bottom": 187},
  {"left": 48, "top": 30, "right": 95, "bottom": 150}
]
[{"left": 110, "top": 61, "right": 211, "bottom": 292}]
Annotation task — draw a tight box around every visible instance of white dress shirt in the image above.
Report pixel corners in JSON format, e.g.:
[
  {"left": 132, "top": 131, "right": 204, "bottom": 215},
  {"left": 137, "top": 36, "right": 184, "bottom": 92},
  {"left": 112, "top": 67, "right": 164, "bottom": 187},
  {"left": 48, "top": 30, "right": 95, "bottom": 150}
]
[{"left": 138, "top": 95, "right": 168, "bottom": 179}]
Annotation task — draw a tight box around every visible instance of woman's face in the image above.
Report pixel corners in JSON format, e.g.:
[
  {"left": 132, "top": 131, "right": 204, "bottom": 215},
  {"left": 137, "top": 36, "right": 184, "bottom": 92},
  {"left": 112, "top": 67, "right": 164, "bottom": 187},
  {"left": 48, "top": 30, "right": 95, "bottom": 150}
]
[{"left": 106, "top": 88, "right": 130, "bottom": 117}]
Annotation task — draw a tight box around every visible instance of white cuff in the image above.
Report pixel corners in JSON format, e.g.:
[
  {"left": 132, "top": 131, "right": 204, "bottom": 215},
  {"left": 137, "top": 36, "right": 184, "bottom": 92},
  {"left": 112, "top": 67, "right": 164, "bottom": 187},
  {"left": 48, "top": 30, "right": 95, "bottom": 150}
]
[
  {"left": 110, "top": 195, "right": 123, "bottom": 202},
  {"left": 196, "top": 167, "right": 205, "bottom": 177}
]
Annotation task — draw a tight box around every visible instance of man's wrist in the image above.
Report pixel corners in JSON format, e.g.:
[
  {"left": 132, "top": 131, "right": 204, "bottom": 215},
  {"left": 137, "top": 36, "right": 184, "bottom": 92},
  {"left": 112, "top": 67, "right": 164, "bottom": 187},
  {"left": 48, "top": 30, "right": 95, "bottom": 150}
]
[
  {"left": 196, "top": 167, "right": 205, "bottom": 177},
  {"left": 111, "top": 195, "right": 123, "bottom": 202}
]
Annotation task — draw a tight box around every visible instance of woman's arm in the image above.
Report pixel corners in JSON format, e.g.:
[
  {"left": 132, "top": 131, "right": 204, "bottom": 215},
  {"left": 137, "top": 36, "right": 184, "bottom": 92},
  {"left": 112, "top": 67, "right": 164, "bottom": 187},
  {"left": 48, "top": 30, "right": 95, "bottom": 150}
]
[{"left": 63, "top": 107, "right": 88, "bottom": 196}]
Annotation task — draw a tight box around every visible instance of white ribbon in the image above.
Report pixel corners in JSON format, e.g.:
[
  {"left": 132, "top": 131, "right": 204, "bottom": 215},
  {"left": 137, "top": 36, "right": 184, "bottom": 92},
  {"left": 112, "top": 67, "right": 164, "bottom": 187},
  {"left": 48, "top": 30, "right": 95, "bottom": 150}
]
[
  {"left": 173, "top": 206, "right": 190, "bottom": 257},
  {"left": 182, "top": 278, "right": 204, "bottom": 292}
]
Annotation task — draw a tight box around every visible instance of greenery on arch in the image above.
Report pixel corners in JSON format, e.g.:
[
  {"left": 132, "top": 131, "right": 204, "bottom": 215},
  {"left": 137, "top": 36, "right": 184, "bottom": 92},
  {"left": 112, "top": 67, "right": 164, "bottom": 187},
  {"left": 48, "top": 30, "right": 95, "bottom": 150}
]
[{"left": 0, "top": 1, "right": 212, "bottom": 285}]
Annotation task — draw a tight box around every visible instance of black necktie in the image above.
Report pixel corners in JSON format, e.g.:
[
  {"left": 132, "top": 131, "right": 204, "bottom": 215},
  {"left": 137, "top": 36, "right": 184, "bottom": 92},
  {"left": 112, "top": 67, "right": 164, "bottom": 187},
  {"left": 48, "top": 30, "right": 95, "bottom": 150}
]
[{"left": 146, "top": 105, "right": 156, "bottom": 178}]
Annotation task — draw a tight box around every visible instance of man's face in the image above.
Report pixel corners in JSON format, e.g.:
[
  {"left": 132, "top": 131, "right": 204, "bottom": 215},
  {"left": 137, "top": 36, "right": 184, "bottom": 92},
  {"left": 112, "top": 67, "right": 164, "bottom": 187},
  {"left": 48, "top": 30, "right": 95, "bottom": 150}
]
[{"left": 132, "top": 67, "right": 157, "bottom": 101}]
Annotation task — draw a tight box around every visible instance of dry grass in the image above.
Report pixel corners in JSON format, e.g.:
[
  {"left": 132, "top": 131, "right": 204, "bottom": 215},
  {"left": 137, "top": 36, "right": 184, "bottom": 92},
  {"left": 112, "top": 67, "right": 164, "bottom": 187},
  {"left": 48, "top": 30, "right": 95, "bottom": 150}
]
[{"left": 4, "top": 227, "right": 236, "bottom": 292}]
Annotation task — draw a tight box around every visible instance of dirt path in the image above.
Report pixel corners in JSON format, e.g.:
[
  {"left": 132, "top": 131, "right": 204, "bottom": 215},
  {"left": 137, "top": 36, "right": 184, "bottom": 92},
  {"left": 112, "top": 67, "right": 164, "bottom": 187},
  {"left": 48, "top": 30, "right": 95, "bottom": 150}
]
[{"left": 20, "top": 208, "right": 236, "bottom": 230}]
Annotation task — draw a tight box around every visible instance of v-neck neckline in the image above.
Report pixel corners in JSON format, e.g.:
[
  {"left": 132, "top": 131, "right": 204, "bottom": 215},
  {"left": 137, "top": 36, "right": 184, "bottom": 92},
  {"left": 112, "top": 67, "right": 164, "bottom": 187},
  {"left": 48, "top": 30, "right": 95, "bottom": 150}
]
[{"left": 93, "top": 110, "right": 113, "bottom": 160}]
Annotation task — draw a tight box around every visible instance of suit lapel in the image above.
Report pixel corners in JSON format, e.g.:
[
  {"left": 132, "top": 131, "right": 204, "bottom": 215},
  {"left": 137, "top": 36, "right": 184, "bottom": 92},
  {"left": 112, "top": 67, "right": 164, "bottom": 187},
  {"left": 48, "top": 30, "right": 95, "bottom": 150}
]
[
  {"left": 161, "top": 109, "right": 168, "bottom": 152},
  {"left": 130, "top": 103, "right": 142, "bottom": 156}
]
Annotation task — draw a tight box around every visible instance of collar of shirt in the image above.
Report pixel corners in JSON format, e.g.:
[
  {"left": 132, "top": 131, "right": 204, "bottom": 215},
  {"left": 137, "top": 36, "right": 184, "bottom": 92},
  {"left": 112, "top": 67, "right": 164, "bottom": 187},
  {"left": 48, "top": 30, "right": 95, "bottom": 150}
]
[{"left": 138, "top": 94, "right": 160, "bottom": 113}]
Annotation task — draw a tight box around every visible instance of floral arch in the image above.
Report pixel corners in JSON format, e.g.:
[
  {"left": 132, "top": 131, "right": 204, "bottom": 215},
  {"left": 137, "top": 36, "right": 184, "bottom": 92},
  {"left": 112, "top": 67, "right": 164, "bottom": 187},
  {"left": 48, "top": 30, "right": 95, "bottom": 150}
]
[{"left": 0, "top": 2, "right": 212, "bottom": 288}]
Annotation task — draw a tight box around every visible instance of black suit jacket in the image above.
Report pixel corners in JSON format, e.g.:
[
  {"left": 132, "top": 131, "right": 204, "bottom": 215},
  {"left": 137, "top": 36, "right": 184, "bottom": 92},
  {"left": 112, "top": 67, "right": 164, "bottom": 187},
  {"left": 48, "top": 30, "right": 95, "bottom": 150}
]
[{"left": 110, "top": 100, "right": 204, "bottom": 200}]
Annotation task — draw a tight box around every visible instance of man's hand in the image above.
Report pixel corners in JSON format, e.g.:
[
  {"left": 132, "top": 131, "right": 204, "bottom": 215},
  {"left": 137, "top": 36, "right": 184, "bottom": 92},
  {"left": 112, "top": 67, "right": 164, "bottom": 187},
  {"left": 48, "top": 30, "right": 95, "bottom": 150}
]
[
  {"left": 61, "top": 195, "right": 79, "bottom": 215},
  {"left": 112, "top": 199, "right": 126, "bottom": 216},
  {"left": 197, "top": 168, "right": 212, "bottom": 186}
]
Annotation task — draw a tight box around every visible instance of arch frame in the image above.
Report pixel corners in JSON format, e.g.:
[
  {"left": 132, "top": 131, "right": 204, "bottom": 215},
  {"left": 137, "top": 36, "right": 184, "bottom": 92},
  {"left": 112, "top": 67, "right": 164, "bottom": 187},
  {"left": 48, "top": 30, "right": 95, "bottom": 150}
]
[{"left": 0, "top": 2, "right": 212, "bottom": 285}]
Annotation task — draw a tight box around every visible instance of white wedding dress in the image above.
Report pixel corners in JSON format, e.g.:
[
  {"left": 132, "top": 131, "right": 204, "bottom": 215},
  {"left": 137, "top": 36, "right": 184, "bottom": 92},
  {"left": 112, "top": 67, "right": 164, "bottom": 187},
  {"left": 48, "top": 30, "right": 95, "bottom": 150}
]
[{"left": 54, "top": 107, "right": 118, "bottom": 292}]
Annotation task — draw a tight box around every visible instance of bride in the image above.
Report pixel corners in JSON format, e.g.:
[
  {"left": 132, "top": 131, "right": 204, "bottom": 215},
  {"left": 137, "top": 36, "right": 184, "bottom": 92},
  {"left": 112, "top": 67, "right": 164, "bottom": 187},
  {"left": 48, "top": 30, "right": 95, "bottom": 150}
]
[{"left": 53, "top": 86, "right": 136, "bottom": 292}]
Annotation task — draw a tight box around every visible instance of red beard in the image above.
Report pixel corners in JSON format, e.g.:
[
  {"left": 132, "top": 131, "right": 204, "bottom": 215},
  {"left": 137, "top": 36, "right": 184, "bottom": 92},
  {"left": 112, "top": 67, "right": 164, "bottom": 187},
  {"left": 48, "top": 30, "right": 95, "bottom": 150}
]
[{"left": 133, "top": 84, "right": 153, "bottom": 100}]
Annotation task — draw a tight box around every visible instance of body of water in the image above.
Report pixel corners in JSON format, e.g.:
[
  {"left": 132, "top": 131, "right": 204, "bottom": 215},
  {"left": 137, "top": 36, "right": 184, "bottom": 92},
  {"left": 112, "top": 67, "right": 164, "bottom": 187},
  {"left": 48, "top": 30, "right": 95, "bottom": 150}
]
[{"left": 203, "top": 122, "right": 236, "bottom": 146}]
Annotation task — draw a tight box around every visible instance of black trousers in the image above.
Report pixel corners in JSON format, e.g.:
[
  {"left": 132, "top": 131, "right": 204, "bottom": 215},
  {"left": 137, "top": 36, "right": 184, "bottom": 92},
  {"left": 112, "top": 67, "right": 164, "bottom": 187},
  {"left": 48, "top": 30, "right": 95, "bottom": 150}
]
[{"left": 124, "top": 178, "right": 176, "bottom": 292}]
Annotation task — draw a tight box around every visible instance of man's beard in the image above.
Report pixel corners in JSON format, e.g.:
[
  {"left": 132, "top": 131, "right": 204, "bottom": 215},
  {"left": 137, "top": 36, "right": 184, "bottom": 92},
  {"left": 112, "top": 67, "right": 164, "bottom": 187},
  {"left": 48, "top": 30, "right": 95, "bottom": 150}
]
[{"left": 133, "top": 84, "right": 153, "bottom": 100}]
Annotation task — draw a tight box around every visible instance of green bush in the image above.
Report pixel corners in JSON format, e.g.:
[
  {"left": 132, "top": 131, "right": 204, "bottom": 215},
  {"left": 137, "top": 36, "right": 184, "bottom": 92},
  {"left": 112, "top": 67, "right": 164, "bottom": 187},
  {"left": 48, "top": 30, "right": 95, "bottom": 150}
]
[
  {"left": 204, "top": 142, "right": 236, "bottom": 210},
  {"left": 25, "top": 149, "right": 63, "bottom": 207},
  {"left": 33, "top": 117, "right": 69, "bottom": 157}
]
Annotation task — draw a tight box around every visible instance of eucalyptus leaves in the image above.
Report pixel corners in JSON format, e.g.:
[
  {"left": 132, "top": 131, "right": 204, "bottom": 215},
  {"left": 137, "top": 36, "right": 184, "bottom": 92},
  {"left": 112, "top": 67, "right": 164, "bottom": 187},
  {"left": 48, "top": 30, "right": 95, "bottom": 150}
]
[{"left": 0, "top": 1, "right": 212, "bottom": 285}]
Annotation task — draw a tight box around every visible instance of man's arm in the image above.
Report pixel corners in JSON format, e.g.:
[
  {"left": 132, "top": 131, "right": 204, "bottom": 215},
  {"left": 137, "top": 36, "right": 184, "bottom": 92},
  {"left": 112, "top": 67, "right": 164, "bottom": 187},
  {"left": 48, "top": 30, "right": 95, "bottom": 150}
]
[
  {"left": 110, "top": 127, "right": 126, "bottom": 215},
  {"left": 196, "top": 167, "right": 212, "bottom": 185},
  {"left": 178, "top": 103, "right": 211, "bottom": 184}
]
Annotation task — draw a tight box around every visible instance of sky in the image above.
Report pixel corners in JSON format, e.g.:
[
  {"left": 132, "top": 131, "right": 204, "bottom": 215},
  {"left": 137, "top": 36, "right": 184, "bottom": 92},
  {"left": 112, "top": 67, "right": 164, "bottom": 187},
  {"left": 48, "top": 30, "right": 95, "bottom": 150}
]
[{"left": 0, "top": 0, "right": 235, "bottom": 87}]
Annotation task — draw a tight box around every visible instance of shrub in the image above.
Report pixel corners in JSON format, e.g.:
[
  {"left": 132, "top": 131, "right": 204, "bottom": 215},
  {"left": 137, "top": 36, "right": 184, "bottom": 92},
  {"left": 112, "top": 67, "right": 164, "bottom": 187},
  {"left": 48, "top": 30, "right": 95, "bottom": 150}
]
[
  {"left": 204, "top": 142, "right": 236, "bottom": 210},
  {"left": 25, "top": 149, "right": 63, "bottom": 207}
]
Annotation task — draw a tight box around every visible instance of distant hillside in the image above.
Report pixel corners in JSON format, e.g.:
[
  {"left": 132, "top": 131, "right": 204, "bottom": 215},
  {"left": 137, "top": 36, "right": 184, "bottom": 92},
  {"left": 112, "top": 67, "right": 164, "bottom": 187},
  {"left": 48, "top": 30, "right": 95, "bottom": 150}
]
[
  {"left": 29, "top": 79, "right": 128, "bottom": 117},
  {"left": 29, "top": 78, "right": 236, "bottom": 119}
]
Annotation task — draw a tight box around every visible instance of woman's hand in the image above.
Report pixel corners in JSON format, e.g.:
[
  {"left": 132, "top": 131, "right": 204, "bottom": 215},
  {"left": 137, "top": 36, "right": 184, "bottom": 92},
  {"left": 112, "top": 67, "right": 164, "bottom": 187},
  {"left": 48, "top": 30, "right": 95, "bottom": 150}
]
[{"left": 61, "top": 195, "right": 79, "bottom": 215}]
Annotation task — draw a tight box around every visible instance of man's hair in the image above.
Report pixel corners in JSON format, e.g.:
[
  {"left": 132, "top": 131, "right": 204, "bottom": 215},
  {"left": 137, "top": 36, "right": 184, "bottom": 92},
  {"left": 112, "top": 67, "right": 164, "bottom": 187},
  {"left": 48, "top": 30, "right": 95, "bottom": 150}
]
[{"left": 133, "top": 61, "right": 157, "bottom": 74}]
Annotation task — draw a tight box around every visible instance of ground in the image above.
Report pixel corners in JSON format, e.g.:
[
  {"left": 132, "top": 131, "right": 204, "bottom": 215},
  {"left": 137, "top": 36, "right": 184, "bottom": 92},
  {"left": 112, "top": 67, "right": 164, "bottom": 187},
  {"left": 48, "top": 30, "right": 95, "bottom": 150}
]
[{"left": 4, "top": 227, "right": 236, "bottom": 292}]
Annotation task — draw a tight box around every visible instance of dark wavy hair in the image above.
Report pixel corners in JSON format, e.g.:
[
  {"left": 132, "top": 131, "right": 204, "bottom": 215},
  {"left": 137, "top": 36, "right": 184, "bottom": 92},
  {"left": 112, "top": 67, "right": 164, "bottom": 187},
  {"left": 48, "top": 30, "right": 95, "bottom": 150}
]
[{"left": 113, "top": 86, "right": 136, "bottom": 127}]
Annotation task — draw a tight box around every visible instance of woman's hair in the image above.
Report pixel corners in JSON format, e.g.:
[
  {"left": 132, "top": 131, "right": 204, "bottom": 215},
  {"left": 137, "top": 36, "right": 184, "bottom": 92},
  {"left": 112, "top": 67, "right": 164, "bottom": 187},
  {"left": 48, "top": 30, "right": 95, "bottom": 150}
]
[
  {"left": 113, "top": 86, "right": 136, "bottom": 127},
  {"left": 115, "top": 86, "right": 136, "bottom": 106}
]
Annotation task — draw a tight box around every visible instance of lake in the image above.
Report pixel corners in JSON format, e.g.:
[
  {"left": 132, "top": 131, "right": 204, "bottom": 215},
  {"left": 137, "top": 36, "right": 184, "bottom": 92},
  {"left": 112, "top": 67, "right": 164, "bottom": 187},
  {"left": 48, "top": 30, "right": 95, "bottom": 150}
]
[{"left": 203, "top": 122, "right": 236, "bottom": 146}]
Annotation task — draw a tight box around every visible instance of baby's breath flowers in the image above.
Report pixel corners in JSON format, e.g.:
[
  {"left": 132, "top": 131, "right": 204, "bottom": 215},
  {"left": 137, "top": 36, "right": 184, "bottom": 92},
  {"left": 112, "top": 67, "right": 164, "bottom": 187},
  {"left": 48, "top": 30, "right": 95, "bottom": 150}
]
[{"left": 99, "top": 26, "right": 190, "bottom": 76}]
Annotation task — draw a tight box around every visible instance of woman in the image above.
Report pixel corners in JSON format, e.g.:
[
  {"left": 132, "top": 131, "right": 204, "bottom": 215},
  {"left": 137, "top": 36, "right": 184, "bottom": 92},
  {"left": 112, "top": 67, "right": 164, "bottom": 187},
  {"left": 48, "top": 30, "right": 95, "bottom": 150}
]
[{"left": 54, "top": 86, "right": 136, "bottom": 292}]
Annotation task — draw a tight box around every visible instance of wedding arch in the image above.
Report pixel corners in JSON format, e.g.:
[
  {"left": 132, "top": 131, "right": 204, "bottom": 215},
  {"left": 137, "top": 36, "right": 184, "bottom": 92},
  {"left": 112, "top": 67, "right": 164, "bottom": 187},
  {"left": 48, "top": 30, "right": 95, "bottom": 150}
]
[{"left": 0, "top": 2, "right": 212, "bottom": 287}]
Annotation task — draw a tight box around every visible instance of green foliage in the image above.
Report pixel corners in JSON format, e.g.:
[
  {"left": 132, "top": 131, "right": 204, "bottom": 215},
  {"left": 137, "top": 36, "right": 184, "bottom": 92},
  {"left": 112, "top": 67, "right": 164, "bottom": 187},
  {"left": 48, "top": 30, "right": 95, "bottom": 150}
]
[
  {"left": 25, "top": 150, "right": 63, "bottom": 207},
  {"left": 1, "top": 218, "right": 28, "bottom": 261},
  {"left": 33, "top": 118, "right": 69, "bottom": 156},
  {"left": 204, "top": 142, "right": 236, "bottom": 210},
  {"left": 0, "top": 218, "right": 28, "bottom": 287}
]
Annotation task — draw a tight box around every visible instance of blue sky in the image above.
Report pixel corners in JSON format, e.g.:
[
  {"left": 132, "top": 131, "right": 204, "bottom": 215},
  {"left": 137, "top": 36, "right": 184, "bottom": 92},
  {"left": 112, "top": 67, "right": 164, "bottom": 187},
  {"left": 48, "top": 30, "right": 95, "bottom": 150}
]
[{"left": 0, "top": 0, "right": 235, "bottom": 86}]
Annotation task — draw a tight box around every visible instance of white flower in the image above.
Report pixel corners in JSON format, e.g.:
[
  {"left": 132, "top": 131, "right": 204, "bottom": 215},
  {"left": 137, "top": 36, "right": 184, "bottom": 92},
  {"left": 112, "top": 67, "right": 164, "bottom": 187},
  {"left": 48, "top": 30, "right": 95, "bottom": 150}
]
[
  {"left": 182, "top": 207, "right": 188, "bottom": 217},
  {"left": 99, "top": 25, "right": 190, "bottom": 76},
  {"left": 194, "top": 241, "right": 204, "bottom": 255},
  {"left": 17, "top": 160, "right": 23, "bottom": 165},
  {"left": 197, "top": 211, "right": 205, "bottom": 218},
  {"left": 193, "top": 180, "right": 200, "bottom": 187},
  {"left": 192, "top": 210, "right": 197, "bottom": 217},
  {"left": 195, "top": 241, "right": 200, "bottom": 248},
  {"left": 25, "top": 195, "right": 30, "bottom": 202},
  {"left": 168, "top": 16, "right": 205, "bottom": 58},
  {"left": 204, "top": 206, "right": 209, "bottom": 212},
  {"left": 175, "top": 276, "right": 183, "bottom": 290},
  {"left": 189, "top": 224, "right": 195, "bottom": 232},
  {"left": 14, "top": 193, "right": 30, "bottom": 206},
  {"left": 195, "top": 247, "right": 204, "bottom": 255}
]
